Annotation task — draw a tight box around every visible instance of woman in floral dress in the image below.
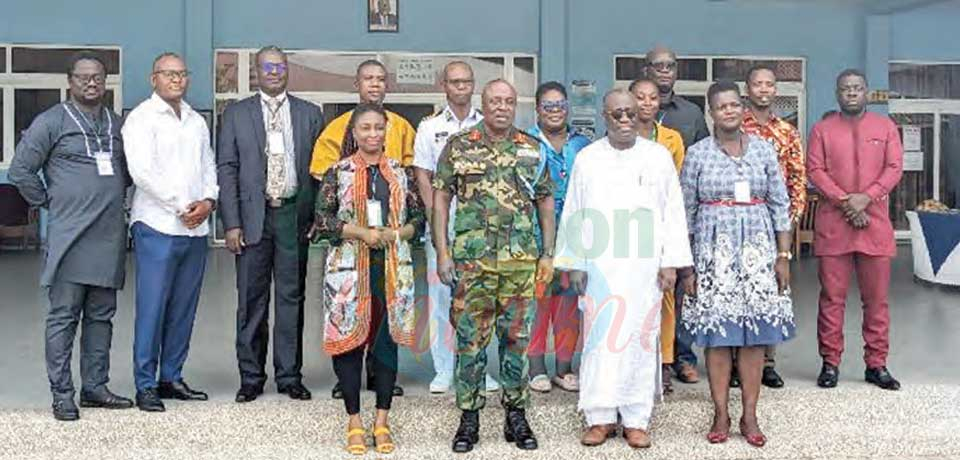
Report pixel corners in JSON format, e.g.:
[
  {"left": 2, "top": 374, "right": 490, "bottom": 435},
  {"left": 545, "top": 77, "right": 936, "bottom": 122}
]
[{"left": 679, "top": 81, "right": 794, "bottom": 448}]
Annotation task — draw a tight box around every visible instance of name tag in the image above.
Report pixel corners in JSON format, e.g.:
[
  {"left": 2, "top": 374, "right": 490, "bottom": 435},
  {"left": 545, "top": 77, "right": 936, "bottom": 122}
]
[
  {"left": 734, "top": 180, "right": 751, "bottom": 203},
  {"left": 95, "top": 152, "right": 114, "bottom": 176},
  {"left": 366, "top": 199, "right": 384, "bottom": 227},
  {"left": 267, "top": 131, "right": 285, "bottom": 154},
  {"left": 517, "top": 148, "right": 540, "bottom": 159},
  {"left": 435, "top": 131, "right": 449, "bottom": 142}
]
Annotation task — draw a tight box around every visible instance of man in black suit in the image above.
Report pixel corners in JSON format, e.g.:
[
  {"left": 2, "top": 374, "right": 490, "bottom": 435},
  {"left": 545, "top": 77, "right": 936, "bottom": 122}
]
[{"left": 217, "top": 46, "right": 324, "bottom": 403}]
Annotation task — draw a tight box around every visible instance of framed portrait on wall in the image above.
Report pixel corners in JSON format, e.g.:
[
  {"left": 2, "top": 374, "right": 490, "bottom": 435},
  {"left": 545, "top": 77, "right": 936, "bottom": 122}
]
[{"left": 368, "top": 0, "right": 399, "bottom": 33}]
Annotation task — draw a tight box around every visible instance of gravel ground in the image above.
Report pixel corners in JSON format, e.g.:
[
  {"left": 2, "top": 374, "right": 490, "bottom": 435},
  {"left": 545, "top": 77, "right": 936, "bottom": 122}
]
[{"left": 3, "top": 384, "right": 959, "bottom": 460}]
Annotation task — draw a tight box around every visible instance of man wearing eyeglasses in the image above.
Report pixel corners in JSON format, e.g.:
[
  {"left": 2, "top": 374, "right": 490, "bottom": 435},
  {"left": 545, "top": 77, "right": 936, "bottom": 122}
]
[
  {"left": 122, "top": 52, "right": 218, "bottom": 412},
  {"left": 557, "top": 89, "right": 691, "bottom": 448},
  {"left": 412, "top": 61, "right": 501, "bottom": 395},
  {"left": 526, "top": 81, "right": 590, "bottom": 394},
  {"left": 9, "top": 52, "right": 133, "bottom": 421},
  {"left": 217, "top": 46, "right": 325, "bottom": 404},
  {"left": 645, "top": 45, "right": 709, "bottom": 386}
]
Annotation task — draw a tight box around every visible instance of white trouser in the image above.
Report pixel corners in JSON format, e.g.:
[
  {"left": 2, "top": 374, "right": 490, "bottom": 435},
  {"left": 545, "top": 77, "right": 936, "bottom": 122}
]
[
  {"left": 583, "top": 404, "right": 652, "bottom": 430},
  {"left": 425, "top": 233, "right": 455, "bottom": 375}
]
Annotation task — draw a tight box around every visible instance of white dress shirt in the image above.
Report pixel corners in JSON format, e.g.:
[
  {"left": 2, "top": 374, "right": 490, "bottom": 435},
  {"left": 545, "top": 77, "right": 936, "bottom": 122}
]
[
  {"left": 413, "top": 104, "right": 481, "bottom": 238},
  {"left": 259, "top": 91, "right": 297, "bottom": 198},
  {"left": 413, "top": 105, "right": 482, "bottom": 172},
  {"left": 123, "top": 93, "right": 219, "bottom": 237}
]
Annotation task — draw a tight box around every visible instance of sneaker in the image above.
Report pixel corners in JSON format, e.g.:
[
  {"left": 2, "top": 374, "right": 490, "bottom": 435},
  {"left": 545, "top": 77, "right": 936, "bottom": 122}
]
[
  {"left": 430, "top": 372, "right": 453, "bottom": 394},
  {"left": 529, "top": 374, "right": 551, "bottom": 393},
  {"left": 485, "top": 374, "right": 501, "bottom": 392}
]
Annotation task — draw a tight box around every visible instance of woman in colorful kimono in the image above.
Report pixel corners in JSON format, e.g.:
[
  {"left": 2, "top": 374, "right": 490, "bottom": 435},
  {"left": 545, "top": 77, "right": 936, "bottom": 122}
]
[{"left": 311, "top": 103, "right": 425, "bottom": 455}]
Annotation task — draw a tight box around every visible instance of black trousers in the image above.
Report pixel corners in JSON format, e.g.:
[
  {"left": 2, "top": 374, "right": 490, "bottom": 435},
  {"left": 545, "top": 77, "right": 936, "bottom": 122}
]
[
  {"left": 46, "top": 281, "right": 117, "bottom": 400},
  {"left": 332, "top": 254, "right": 398, "bottom": 415},
  {"left": 235, "top": 203, "right": 308, "bottom": 389}
]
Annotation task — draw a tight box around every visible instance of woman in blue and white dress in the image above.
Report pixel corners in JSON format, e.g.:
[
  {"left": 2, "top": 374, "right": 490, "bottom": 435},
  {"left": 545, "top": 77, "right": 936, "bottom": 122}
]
[{"left": 679, "top": 81, "right": 794, "bottom": 448}]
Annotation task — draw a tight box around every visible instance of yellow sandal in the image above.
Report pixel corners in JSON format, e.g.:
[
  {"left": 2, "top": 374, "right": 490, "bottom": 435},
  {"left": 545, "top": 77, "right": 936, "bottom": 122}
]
[
  {"left": 345, "top": 427, "right": 367, "bottom": 455},
  {"left": 373, "top": 425, "right": 395, "bottom": 454}
]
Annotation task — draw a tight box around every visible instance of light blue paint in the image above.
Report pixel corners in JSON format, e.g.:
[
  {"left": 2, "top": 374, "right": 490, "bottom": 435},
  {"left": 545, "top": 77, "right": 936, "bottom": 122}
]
[
  {"left": 565, "top": 0, "right": 867, "bottom": 135},
  {"left": 891, "top": 0, "right": 960, "bottom": 61}
]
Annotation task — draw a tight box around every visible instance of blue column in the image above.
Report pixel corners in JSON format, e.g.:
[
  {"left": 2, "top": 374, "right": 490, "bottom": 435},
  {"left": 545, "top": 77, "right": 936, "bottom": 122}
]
[
  {"left": 539, "top": 0, "right": 569, "bottom": 85},
  {"left": 184, "top": 0, "right": 214, "bottom": 111},
  {"left": 865, "top": 14, "right": 891, "bottom": 115}
]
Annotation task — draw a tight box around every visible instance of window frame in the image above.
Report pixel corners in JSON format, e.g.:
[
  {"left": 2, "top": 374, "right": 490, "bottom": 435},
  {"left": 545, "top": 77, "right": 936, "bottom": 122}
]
[
  {"left": 211, "top": 48, "right": 538, "bottom": 244},
  {"left": 613, "top": 54, "right": 807, "bottom": 136},
  {"left": 1, "top": 43, "right": 123, "bottom": 166}
]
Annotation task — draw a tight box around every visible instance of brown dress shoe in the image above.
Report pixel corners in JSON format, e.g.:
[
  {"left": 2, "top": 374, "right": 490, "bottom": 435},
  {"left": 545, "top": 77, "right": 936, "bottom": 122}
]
[
  {"left": 676, "top": 363, "right": 700, "bottom": 384},
  {"left": 623, "top": 428, "right": 652, "bottom": 448},
  {"left": 580, "top": 424, "right": 617, "bottom": 446}
]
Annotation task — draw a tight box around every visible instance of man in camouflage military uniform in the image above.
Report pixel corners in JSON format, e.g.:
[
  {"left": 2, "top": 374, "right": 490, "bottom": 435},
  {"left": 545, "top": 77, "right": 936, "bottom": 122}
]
[{"left": 433, "top": 79, "right": 556, "bottom": 453}]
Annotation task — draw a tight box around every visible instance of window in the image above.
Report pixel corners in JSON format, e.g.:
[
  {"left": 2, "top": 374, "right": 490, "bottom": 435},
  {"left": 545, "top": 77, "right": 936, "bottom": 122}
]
[
  {"left": 212, "top": 49, "right": 537, "bottom": 242},
  {"left": 1, "top": 44, "right": 122, "bottom": 165},
  {"left": 890, "top": 62, "right": 960, "bottom": 100},
  {"left": 614, "top": 55, "right": 807, "bottom": 132}
]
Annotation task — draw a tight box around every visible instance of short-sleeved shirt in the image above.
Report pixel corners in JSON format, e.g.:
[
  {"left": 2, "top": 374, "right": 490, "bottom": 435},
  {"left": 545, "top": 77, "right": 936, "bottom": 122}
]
[
  {"left": 528, "top": 124, "right": 591, "bottom": 223},
  {"left": 309, "top": 109, "right": 415, "bottom": 176},
  {"left": 413, "top": 105, "right": 483, "bottom": 172},
  {"left": 433, "top": 124, "right": 554, "bottom": 265}
]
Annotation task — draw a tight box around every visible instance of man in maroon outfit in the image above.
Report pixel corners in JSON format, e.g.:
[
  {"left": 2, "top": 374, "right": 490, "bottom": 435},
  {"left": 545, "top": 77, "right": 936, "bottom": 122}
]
[{"left": 806, "top": 69, "right": 903, "bottom": 391}]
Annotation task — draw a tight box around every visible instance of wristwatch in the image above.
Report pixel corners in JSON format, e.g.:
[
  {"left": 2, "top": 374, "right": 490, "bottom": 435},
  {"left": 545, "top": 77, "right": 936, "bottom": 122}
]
[{"left": 777, "top": 251, "right": 793, "bottom": 261}]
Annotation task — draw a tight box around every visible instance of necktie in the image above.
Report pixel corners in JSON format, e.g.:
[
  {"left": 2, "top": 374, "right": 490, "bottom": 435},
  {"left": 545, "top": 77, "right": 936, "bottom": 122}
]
[{"left": 265, "top": 97, "right": 287, "bottom": 200}]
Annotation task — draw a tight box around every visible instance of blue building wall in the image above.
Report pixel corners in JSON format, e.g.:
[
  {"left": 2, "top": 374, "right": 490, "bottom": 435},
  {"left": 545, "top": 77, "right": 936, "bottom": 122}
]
[
  {"left": 890, "top": 1, "right": 960, "bottom": 61},
  {"left": 0, "top": 0, "right": 189, "bottom": 108}
]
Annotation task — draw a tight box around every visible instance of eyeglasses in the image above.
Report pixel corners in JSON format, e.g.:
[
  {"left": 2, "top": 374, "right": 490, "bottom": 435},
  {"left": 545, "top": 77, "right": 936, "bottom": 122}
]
[
  {"left": 261, "top": 62, "right": 288, "bottom": 74},
  {"left": 539, "top": 100, "right": 569, "bottom": 113},
  {"left": 71, "top": 73, "right": 105, "bottom": 85},
  {"left": 445, "top": 78, "right": 474, "bottom": 87},
  {"left": 154, "top": 70, "right": 190, "bottom": 80},
  {"left": 648, "top": 61, "right": 677, "bottom": 72},
  {"left": 607, "top": 108, "right": 639, "bottom": 121}
]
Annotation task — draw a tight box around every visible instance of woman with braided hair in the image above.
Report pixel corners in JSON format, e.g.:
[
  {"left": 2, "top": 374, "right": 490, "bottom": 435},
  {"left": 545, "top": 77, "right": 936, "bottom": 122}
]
[{"left": 310, "top": 103, "right": 425, "bottom": 455}]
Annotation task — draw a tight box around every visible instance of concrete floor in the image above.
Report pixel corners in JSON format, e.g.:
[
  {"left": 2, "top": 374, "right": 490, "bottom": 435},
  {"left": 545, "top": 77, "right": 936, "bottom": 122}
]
[{"left": 0, "top": 244, "right": 957, "bottom": 409}]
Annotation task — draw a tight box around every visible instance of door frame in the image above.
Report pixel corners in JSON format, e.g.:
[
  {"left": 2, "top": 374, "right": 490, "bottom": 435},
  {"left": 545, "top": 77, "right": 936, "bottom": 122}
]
[{"left": 888, "top": 98, "right": 960, "bottom": 238}]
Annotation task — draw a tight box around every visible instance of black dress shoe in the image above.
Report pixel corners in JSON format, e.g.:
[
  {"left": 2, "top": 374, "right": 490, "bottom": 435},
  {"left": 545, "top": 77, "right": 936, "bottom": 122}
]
[
  {"left": 52, "top": 398, "right": 79, "bottom": 421},
  {"left": 503, "top": 408, "right": 538, "bottom": 450},
  {"left": 235, "top": 385, "right": 263, "bottom": 403},
  {"left": 80, "top": 388, "right": 134, "bottom": 409},
  {"left": 392, "top": 384, "right": 404, "bottom": 397},
  {"left": 136, "top": 388, "right": 166, "bottom": 412},
  {"left": 452, "top": 410, "right": 480, "bottom": 453},
  {"left": 817, "top": 363, "right": 839, "bottom": 388},
  {"left": 365, "top": 378, "right": 405, "bottom": 397},
  {"left": 762, "top": 366, "right": 785, "bottom": 388},
  {"left": 730, "top": 365, "right": 741, "bottom": 388},
  {"left": 278, "top": 382, "right": 312, "bottom": 400},
  {"left": 865, "top": 367, "right": 901, "bottom": 391},
  {"left": 157, "top": 380, "right": 208, "bottom": 401},
  {"left": 331, "top": 382, "right": 344, "bottom": 400}
]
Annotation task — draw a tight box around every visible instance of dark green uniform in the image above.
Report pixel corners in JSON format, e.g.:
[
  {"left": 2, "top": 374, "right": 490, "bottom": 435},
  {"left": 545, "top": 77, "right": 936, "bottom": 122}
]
[{"left": 433, "top": 124, "right": 554, "bottom": 411}]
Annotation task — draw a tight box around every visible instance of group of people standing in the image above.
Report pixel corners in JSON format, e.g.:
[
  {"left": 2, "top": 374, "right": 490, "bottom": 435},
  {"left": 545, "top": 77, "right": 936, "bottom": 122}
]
[{"left": 8, "top": 43, "right": 903, "bottom": 455}]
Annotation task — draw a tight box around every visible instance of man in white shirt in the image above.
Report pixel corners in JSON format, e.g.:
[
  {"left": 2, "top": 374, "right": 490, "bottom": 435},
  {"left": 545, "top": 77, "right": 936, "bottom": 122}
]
[
  {"left": 412, "top": 61, "right": 498, "bottom": 394},
  {"left": 122, "top": 53, "right": 218, "bottom": 413}
]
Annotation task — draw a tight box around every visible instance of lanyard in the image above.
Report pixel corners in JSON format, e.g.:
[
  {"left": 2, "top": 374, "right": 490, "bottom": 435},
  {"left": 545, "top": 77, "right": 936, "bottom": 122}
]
[
  {"left": 63, "top": 102, "right": 113, "bottom": 158},
  {"left": 649, "top": 123, "right": 659, "bottom": 141},
  {"left": 369, "top": 165, "right": 380, "bottom": 196},
  {"left": 656, "top": 111, "right": 666, "bottom": 125}
]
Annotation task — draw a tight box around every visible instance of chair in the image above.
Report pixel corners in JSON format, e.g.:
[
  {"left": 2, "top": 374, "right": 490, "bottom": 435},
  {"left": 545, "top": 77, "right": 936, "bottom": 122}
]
[
  {"left": 793, "top": 192, "right": 819, "bottom": 257},
  {"left": 0, "top": 184, "right": 40, "bottom": 250}
]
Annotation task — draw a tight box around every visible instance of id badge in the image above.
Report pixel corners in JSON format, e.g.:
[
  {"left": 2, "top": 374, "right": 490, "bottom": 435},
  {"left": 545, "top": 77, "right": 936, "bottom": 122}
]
[
  {"left": 267, "top": 131, "right": 284, "bottom": 154},
  {"left": 366, "top": 199, "right": 383, "bottom": 227},
  {"left": 95, "top": 152, "right": 114, "bottom": 176},
  {"left": 734, "top": 180, "right": 751, "bottom": 203}
]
